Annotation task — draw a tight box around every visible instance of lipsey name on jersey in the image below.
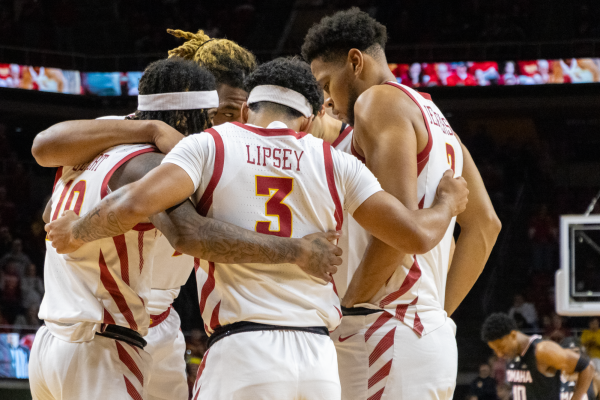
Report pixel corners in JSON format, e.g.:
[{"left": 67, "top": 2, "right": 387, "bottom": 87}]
[
  {"left": 72, "top": 154, "right": 110, "bottom": 172},
  {"left": 507, "top": 369, "right": 534, "bottom": 383},
  {"left": 423, "top": 105, "right": 453, "bottom": 136},
  {"left": 246, "top": 145, "right": 304, "bottom": 172}
]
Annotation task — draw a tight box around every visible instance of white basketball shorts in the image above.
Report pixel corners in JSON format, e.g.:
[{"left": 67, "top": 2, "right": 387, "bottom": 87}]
[
  {"left": 334, "top": 312, "right": 457, "bottom": 400},
  {"left": 30, "top": 325, "right": 152, "bottom": 400},
  {"left": 192, "top": 329, "right": 341, "bottom": 400},
  {"left": 145, "top": 308, "right": 188, "bottom": 400}
]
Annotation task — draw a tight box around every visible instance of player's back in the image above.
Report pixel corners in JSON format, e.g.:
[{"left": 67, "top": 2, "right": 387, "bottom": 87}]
[
  {"left": 334, "top": 82, "right": 463, "bottom": 336},
  {"left": 164, "top": 121, "right": 380, "bottom": 335},
  {"left": 40, "top": 144, "right": 158, "bottom": 341}
]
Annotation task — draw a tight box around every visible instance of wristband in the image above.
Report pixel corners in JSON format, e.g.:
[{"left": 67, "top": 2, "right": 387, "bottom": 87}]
[{"left": 574, "top": 354, "right": 591, "bottom": 373}]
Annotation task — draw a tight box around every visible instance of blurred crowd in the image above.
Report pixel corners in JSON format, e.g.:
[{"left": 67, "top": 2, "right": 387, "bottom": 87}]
[{"left": 2, "top": 0, "right": 600, "bottom": 56}]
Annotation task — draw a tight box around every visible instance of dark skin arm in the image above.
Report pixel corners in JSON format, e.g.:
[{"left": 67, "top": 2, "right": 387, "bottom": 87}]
[
  {"left": 342, "top": 84, "right": 425, "bottom": 306},
  {"left": 32, "top": 119, "right": 185, "bottom": 167},
  {"left": 444, "top": 138, "right": 501, "bottom": 315},
  {"left": 47, "top": 152, "right": 342, "bottom": 281},
  {"left": 536, "top": 341, "right": 595, "bottom": 400}
]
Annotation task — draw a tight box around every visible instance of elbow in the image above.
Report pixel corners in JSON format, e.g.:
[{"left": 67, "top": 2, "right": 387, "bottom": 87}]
[
  {"left": 411, "top": 226, "right": 439, "bottom": 255},
  {"left": 31, "top": 132, "right": 52, "bottom": 166},
  {"left": 485, "top": 212, "right": 502, "bottom": 239}
]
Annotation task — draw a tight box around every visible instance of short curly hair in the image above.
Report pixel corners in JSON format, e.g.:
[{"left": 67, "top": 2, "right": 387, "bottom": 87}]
[
  {"left": 134, "top": 57, "right": 216, "bottom": 135},
  {"left": 167, "top": 29, "right": 257, "bottom": 89},
  {"left": 301, "top": 7, "right": 387, "bottom": 63},
  {"left": 244, "top": 57, "right": 323, "bottom": 118},
  {"left": 481, "top": 313, "right": 517, "bottom": 342}
]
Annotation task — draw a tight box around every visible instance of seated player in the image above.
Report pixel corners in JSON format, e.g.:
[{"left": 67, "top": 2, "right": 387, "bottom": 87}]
[
  {"left": 33, "top": 57, "right": 342, "bottom": 400},
  {"left": 46, "top": 57, "right": 468, "bottom": 400},
  {"left": 482, "top": 313, "right": 595, "bottom": 400}
]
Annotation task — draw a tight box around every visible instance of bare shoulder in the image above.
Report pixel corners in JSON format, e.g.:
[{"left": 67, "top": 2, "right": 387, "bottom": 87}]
[
  {"left": 535, "top": 339, "right": 563, "bottom": 359},
  {"left": 109, "top": 152, "right": 165, "bottom": 191},
  {"left": 354, "top": 84, "right": 422, "bottom": 128}
]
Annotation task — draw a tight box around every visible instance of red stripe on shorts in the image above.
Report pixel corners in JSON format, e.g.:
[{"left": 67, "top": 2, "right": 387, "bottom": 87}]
[
  {"left": 368, "top": 359, "right": 393, "bottom": 388},
  {"left": 369, "top": 327, "right": 396, "bottom": 367},
  {"left": 116, "top": 341, "right": 143, "bottom": 386},
  {"left": 124, "top": 376, "right": 143, "bottom": 400},
  {"left": 365, "top": 312, "right": 393, "bottom": 342}
]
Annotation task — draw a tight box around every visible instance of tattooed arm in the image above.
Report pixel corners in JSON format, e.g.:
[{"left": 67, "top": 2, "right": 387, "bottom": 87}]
[{"left": 45, "top": 152, "right": 342, "bottom": 281}]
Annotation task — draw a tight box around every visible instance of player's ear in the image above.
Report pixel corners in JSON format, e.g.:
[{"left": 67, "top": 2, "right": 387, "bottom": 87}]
[
  {"left": 241, "top": 102, "right": 249, "bottom": 123},
  {"left": 299, "top": 115, "right": 314, "bottom": 134},
  {"left": 348, "top": 48, "right": 364, "bottom": 77}
]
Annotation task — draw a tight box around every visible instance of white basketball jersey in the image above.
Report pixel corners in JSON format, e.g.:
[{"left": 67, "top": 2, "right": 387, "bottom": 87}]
[
  {"left": 163, "top": 121, "right": 382, "bottom": 334},
  {"left": 40, "top": 144, "right": 158, "bottom": 339},
  {"left": 95, "top": 115, "right": 195, "bottom": 317},
  {"left": 334, "top": 82, "right": 463, "bottom": 336}
]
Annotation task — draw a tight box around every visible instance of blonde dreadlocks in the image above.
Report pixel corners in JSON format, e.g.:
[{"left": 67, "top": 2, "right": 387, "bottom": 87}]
[{"left": 167, "top": 29, "right": 257, "bottom": 89}]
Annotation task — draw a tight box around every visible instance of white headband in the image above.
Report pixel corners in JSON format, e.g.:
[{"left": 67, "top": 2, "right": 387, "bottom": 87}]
[
  {"left": 138, "top": 91, "right": 219, "bottom": 111},
  {"left": 247, "top": 85, "right": 313, "bottom": 118}
]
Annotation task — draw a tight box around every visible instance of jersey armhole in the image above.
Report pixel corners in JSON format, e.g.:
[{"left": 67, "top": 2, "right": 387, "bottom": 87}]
[
  {"left": 322, "top": 142, "right": 343, "bottom": 230},
  {"left": 195, "top": 128, "right": 225, "bottom": 217}
]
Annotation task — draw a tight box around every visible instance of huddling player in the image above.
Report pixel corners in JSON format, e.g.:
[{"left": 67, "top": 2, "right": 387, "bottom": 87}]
[
  {"left": 482, "top": 313, "right": 595, "bottom": 400},
  {"left": 34, "top": 57, "right": 343, "bottom": 400},
  {"left": 33, "top": 32, "right": 263, "bottom": 400},
  {"left": 46, "top": 57, "right": 469, "bottom": 399},
  {"left": 560, "top": 337, "right": 598, "bottom": 400},
  {"left": 302, "top": 8, "right": 502, "bottom": 399}
]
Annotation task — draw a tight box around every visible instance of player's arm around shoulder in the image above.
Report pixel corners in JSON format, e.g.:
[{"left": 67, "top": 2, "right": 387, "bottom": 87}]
[
  {"left": 536, "top": 340, "right": 595, "bottom": 400},
  {"left": 32, "top": 118, "right": 184, "bottom": 167}
]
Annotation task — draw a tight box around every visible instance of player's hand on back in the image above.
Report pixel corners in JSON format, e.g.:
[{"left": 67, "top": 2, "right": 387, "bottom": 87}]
[
  {"left": 45, "top": 210, "right": 85, "bottom": 254},
  {"left": 296, "top": 231, "right": 343, "bottom": 283},
  {"left": 151, "top": 120, "right": 185, "bottom": 154},
  {"left": 435, "top": 169, "right": 469, "bottom": 216}
]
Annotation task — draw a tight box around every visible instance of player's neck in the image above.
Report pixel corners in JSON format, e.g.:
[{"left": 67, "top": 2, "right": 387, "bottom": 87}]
[
  {"left": 247, "top": 113, "right": 302, "bottom": 132},
  {"left": 322, "top": 116, "right": 343, "bottom": 145},
  {"left": 516, "top": 331, "right": 532, "bottom": 355}
]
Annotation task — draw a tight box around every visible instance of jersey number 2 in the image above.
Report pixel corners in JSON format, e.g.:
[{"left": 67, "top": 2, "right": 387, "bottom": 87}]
[{"left": 255, "top": 176, "right": 293, "bottom": 237}]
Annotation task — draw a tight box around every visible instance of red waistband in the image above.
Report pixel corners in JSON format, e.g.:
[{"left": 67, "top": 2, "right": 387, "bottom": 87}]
[{"left": 149, "top": 306, "right": 171, "bottom": 328}]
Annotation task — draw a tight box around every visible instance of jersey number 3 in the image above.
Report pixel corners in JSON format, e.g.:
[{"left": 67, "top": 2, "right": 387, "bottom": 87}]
[
  {"left": 445, "top": 143, "right": 455, "bottom": 173},
  {"left": 255, "top": 176, "right": 293, "bottom": 237}
]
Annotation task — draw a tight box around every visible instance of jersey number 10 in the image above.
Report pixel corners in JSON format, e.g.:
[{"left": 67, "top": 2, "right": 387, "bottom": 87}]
[
  {"left": 52, "top": 180, "right": 87, "bottom": 221},
  {"left": 255, "top": 176, "right": 294, "bottom": 238},
  {"left": 513, "top": 385, "right": 527, "bottom": 400}
]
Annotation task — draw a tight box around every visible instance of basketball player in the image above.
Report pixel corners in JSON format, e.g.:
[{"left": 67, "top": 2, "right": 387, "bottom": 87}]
[
  {"left": 30, "top": 57, "right": 217, "bottom": 400},
  {"left": 35, "top": 57, "right": 343, "bottom": 400},
  {"left": 32, "top": 32, "right": 261, "bottom": 400},
  {"left": 560, "top": 337, "right": 598, "bottom": 400},
  {"left": 46, "top": 57, "right": 468, "bottom": 399},
  {"left": 302, "top": 8, "right": 501, "bottom": 399},
  {"left": 482, "top": 313, "right": 594, "bottom": 400}
]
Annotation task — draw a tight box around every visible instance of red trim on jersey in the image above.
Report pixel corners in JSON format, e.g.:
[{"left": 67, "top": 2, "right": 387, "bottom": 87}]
[
  {"left": 368, "top": 359, "right": 393, "bottom": 388},
  {"left": 132, "top": 222, "right": 155, "bottom": 232},
  {"left": 350, "top": 139, "right": 366, "bottom": 164},
  {"left": 394, "top": 296, "right": 418, "bottom": 322},
  {"left": 331, "top": 276, "right": 339, "bottom": 295},
  {"left": 384, "top": 82, "right": 433, "bottom": 174},
  {"left": 137, "top": 231, "right": 144, "bottom": 273},
  {"left": 126, "top": 342, "right": 140, "bottom": 355},
  {"left": 368, "top": 388, "right": 385, "bottom": 400},
  {"left": 365, "top": 311, "right": 393, "bottom": 342},
  {"left": 116, "top": 341, "right": 144, "bottom": 385},
  {"left": 100, "top": 147, "right": 156, "bottom": 199},
  {"left": 413, "top": 313, "right": 424, "bottom": 335},
  {"left": 369, "top": 327, "right": 396, "bottom": 367},
  {"left": 199, "top": 262, "right": 216, "bottom": 314},
  {"left": 418, "top": 91, "right": 432, "bottom": 101},
  {"left": 53, "top": 167, "right": 63, "bottom": 191},
  {"left": 209, "top": 301, "right": 221, "bottom": 331},
  {"left": 322, "top": 142, "right": 344, "bottom": 230},
  {"left": 232, "top": 121, "right": 308, "bottom": 140},
  {"left": 104, "top": 308, "right": 116, "bottom": 325},
  {"left": 332, "top": 125, "right": 353, "bottom": 148},
  {"left": 51, "top": 180, "right": 73, "bottom": 221},
  {"left": 379, "top": 257, "right": 422, "bottom": 308},
  {"left": 193, "top": 257, "right": 200, "bottom": 272},
  {"left": 196, "top": 129, "right": 224, "bottom": 217},
  {"left": 124, "top": 376, "right": 143, "bottom": 400},
  {"left": 334, "top": 306, "right": 343, "bottom": 319},
  {"left": 149, "top": 306, "right": 171, "bottom": 328},
  {"left": 98, "top": 249, "right": 138, "bottom": 331},
  {"left": 113, "top": 235, "right": 130, "bottom": 285},
  {"left": 418, "top": 195, "right": 425, "bottom": 210}
]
